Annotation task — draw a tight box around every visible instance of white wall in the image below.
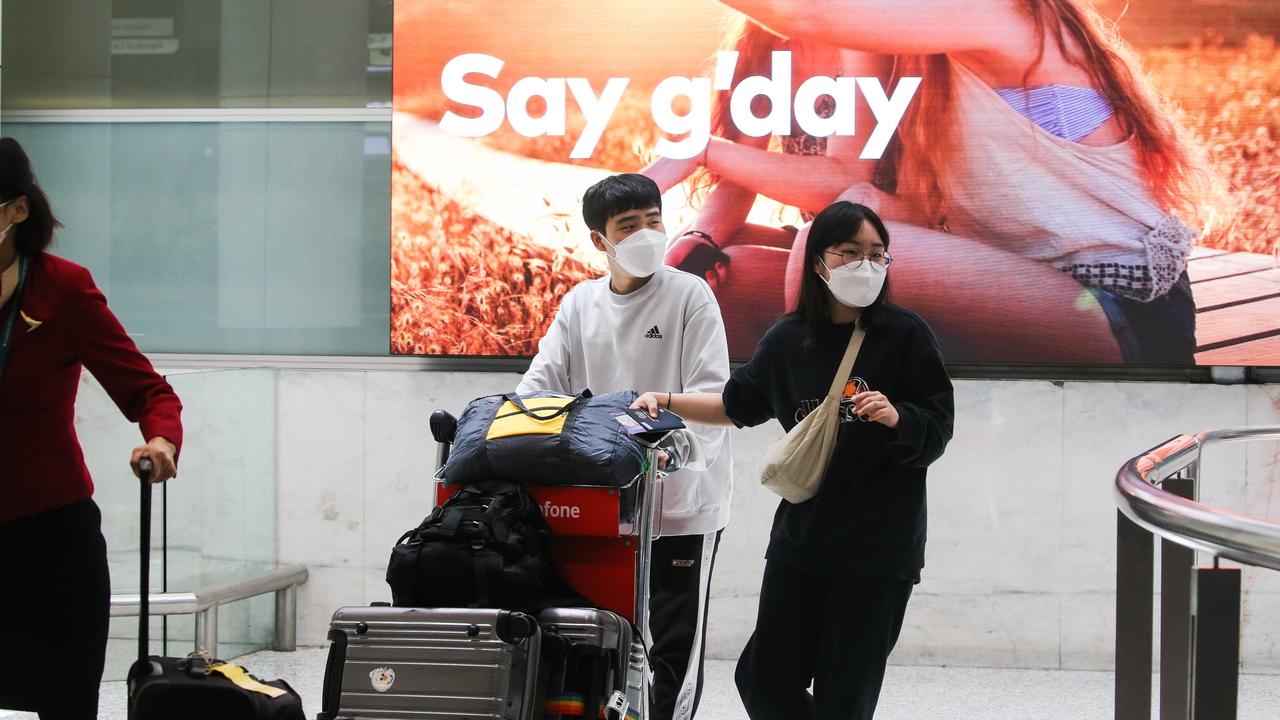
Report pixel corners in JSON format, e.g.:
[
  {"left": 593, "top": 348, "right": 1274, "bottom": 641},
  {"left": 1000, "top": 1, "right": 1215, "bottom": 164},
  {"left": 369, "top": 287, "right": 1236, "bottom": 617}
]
[{"left": 76, "top": 370, "right": 1280, "bottom": 672}]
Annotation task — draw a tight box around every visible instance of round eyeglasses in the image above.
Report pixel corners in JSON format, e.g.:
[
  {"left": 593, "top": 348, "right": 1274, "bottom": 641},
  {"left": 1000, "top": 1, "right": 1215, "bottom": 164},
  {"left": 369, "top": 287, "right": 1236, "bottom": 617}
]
[{"left": 822, "top": 249, "right": 893, "bottom": 270}]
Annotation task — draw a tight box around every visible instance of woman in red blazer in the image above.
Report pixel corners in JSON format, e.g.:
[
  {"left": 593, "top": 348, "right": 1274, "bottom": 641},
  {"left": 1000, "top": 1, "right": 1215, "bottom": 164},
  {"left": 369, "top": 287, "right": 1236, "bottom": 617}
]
[{"left": 0, "top": 138, "right": 183, "bottom": 718}]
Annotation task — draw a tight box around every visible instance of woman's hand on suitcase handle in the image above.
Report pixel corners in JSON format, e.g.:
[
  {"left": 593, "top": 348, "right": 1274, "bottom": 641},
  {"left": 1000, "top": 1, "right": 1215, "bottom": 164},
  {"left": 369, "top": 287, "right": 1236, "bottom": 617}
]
[{"left": 132, "top": 436, "right": 178, "bottom": 483}]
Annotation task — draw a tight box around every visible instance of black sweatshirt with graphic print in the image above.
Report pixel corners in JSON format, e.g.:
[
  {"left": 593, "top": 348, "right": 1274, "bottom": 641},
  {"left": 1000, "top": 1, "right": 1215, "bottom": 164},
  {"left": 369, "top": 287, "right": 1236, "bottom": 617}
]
[{"left": 723, "top": 306, "right": 954, "bottom": 581}]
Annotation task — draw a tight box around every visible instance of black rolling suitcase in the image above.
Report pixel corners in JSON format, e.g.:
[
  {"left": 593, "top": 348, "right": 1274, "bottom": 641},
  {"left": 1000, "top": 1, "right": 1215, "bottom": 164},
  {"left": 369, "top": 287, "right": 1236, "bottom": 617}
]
[{"left": 126, "top": 459, "right": 305, "bottom": 720}]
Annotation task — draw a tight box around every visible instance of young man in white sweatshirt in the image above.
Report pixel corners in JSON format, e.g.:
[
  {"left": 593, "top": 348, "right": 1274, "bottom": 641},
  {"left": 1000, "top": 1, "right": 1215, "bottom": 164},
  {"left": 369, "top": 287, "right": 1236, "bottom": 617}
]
[{"left": 517, "top": 173, "right": 732, "bottom": 720}]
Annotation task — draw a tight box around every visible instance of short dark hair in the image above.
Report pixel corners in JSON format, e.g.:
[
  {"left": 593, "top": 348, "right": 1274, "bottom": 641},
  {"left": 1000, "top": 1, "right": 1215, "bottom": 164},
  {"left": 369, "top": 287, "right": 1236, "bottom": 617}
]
[
  {"left": 581, "top": 173, "right": 662, "bottom": 234},
  {"left": 0, "top": 137, "right": 60, "bottom": 257},
  {"left": 788, "top": 201, "right": 892, "bottom": 348}
]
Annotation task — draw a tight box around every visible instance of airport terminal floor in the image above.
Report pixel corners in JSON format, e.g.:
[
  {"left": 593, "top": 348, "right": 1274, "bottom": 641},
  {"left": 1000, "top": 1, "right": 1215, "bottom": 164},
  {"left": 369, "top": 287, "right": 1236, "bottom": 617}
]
[{"left": 3, "top": 651, "right": 1280, "bottom": 720}]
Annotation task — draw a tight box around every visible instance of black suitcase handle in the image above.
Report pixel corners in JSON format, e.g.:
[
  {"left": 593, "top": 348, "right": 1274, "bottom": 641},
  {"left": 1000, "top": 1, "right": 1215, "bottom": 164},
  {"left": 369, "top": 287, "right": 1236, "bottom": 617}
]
[
  {"left": 137, "top": 457, "right": 154, "bottom": 667},
  {"left": 430, "top": 409, "right": 458, "bottom": 444},
  {"left": 431, "top": 410, "right": 458, "bottom": 468}
]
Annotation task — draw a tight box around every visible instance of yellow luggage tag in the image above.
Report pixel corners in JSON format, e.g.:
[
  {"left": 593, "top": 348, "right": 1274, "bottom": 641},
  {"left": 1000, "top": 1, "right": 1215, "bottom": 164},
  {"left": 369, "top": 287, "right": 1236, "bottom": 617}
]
[{"left": 208, "top": 662, "right": 287, "bottom": 699}]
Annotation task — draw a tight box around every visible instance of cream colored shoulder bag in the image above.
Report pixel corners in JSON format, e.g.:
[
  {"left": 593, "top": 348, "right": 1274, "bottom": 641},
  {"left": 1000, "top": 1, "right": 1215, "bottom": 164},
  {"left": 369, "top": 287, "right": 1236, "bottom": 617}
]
[{"left": 760, "top": 325, "right": 866, "bottom": 504}]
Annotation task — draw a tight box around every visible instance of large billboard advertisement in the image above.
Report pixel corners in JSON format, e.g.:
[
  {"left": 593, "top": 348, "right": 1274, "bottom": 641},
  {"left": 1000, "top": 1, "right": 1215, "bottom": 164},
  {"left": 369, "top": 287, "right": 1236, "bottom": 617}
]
[{"left": 392, "top": 0, "right": 1280, "bottom": 366}]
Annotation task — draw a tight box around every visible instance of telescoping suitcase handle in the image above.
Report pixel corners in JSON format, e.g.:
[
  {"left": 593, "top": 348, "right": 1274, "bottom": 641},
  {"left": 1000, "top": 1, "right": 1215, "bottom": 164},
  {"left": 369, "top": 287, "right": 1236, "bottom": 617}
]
[{"left": 137, "top": 457, "right": 154, "bottom": 666}]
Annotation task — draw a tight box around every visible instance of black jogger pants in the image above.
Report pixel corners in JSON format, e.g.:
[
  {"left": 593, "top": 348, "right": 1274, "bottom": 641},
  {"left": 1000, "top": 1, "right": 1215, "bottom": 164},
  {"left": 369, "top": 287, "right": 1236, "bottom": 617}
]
[
  {"left": 649, "top": 530, "right": 722, "bottom": 720},
  {"left": 735, "top": 560, "right": 913, "bottom": 720}
]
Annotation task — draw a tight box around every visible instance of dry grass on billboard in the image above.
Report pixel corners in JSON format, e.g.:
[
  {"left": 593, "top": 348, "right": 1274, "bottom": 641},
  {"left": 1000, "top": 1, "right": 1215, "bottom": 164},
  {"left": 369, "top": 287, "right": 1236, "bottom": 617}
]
[
  {"left": 390, "top": 158, "right": 598, "bottom": 356},
  {"left": 1148, "top": 36, "right": 1280, "bottom": 253}
]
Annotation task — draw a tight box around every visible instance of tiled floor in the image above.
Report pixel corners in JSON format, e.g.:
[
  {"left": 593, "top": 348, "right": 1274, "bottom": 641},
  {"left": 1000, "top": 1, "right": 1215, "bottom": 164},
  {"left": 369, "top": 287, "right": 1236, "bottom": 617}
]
[{"left": 4, "top": 649, "right": 1279, "bottom": 719}]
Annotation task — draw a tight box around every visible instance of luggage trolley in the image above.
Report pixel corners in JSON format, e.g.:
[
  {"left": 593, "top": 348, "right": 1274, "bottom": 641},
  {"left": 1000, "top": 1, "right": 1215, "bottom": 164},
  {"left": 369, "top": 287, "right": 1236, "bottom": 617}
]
[{"left": 429, "top": 408, "right": 676, "bottom": 720}]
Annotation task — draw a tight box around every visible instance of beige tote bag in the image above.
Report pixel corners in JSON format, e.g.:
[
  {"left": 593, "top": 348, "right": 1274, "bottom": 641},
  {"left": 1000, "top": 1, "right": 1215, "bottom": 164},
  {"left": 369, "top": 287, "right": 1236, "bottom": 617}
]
[{"left": 760, "top": 326, "right": 866, "bottom": 504}]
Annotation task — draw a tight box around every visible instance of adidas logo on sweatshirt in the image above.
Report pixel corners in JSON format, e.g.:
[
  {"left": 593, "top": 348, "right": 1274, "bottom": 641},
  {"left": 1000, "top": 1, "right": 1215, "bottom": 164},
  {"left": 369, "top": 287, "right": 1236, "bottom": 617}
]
[{"left": 645, "top": 325, "right": 663, "bottom": 339}]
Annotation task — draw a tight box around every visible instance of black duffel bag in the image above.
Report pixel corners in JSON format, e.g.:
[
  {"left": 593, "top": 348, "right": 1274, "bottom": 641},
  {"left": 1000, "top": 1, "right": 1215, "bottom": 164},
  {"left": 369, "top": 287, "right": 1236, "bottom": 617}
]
[
  {"left": 386, "top": 482, "right": 587, "bottom": 611},
  {"left": 440, "top": 390, "right": 645, "bottom": 488}
]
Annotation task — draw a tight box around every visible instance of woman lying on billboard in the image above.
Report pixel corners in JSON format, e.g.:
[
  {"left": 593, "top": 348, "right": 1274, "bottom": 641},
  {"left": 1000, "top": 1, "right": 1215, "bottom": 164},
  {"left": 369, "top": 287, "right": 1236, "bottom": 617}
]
[{"left": 642, "top": 0, "right": 1218, "bottom": 365}]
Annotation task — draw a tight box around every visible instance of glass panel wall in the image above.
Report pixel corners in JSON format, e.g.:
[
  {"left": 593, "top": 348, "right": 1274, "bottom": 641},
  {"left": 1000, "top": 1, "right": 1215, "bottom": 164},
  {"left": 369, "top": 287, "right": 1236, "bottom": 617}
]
[
  {"left": 1, "top": 0, "right": 393, "bottom": 356},
  {"left": 6, "top": 121, "right": 391, "bottom": 354},
  {"left": 2, "top": 0, "right": 392, "bottom": 109},
  {"left": 87, "top": 368, "right": 278, "bottom": 679}
]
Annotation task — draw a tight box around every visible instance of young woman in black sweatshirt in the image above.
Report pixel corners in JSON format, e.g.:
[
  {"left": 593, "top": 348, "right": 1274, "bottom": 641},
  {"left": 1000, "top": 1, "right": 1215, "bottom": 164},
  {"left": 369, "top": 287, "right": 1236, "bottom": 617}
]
[{"left": 634, "top": 201, "right": 955, "bottom": 720}]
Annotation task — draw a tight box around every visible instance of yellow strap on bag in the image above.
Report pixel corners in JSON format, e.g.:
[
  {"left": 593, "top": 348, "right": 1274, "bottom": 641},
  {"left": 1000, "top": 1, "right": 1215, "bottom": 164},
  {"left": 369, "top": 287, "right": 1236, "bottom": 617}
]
[
  {"left": 208, "top": 662, "right": 287, "bottom": 699},
  {"left": 486, "top": 395, "right": 576, "bottom": 440}
]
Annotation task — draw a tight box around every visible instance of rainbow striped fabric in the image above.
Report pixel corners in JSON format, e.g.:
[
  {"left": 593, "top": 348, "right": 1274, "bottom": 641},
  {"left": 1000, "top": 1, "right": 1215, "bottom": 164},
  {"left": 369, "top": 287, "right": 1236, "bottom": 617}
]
[
  {"left": 544, "top": 693, "right": 585, "bottom": 716},
  {"left": 542, "top": 694, "right": 640, "bottom": 720}
]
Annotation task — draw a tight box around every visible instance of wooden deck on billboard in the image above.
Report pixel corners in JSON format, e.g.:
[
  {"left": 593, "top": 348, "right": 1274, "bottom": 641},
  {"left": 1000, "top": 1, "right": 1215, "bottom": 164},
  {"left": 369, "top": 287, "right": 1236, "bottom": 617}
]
[{"left": 1190, "top": 247, "right": 1280, "bottom": 365}]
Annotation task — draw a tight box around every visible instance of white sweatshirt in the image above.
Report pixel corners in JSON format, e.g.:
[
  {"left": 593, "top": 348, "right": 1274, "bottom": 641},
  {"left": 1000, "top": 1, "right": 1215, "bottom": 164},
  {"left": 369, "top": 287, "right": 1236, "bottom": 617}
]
[{"left": 517, "top": 267, "right": 733, "bottom": 536}]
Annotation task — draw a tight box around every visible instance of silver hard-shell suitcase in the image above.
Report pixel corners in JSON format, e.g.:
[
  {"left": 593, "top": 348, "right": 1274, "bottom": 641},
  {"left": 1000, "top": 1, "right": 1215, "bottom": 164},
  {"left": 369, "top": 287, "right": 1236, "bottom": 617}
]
[
  {"left": 317, "top": 606, "right": 543, "bottom": 720},
  {"left": 538, "top": 608, "right": 639, "bottom": 719}
]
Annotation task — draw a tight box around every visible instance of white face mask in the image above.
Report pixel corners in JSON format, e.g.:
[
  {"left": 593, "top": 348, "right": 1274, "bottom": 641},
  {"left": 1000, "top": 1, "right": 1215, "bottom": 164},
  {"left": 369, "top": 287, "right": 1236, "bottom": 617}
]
[
  {"left": 603, "top": 227, "right": 667, "bottom": 278},
  {"left": 822, "top": 257, "right": 887, "bottom": 308}
]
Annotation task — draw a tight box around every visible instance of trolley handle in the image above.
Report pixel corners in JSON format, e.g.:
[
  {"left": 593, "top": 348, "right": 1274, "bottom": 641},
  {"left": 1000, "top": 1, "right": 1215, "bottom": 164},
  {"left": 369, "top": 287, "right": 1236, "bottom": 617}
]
[
  {"left": 430, "top": 410, "right": 458, "bottom": 470},
  {"left": 631, "top": 438, "right": 670, "bottom": 647},
  {"left": 650, "top": 470, "right": 664, "bottom": 539}
]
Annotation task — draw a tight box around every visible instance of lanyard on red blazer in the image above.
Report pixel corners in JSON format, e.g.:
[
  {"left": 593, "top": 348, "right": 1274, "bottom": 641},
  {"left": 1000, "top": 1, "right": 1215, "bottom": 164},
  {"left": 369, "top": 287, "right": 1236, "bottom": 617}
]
[{"left": 0, "top": 254, "right": 30, "bottom": 383}]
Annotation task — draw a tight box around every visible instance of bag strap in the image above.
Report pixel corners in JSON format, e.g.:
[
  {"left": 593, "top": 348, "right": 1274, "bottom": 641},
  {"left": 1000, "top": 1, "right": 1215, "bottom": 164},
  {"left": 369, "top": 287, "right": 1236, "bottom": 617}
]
[
  {"left": 440, "top": 507, "right": 466, "bottom": 536},
  {"left": 826, "top": 326, "right": 867, "bottom": 401},
  {"left": 457, "top": 481, "right": 519, "bottom": 498},
  {"left": 431, "top": 483, "right": 523, "bottom": 538},
  {"left": 501, "top": 391, "right": 589, "bottom": 422},
  {"left": 483, "top": 502, "right": 514, "bottom": 544},
  {"left": 473, "top": 553, "right": 490, "bottom": 606}
]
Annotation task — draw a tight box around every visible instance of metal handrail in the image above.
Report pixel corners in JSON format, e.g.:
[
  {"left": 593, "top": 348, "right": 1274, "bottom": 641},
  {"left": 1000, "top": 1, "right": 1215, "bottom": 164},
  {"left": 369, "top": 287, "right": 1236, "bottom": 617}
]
[
  {"left": 110, "top": 592, "right": 199, "bottom": 617},
  {"left": 1114, "top": 426, "right": 1280, "bottom": 571},
  {"left": 188, "top": 564, "right": 309, "bottom": 609},
  {"left": 109, "top": 564, "right": 308, "bottom": 614},
  {"left": 109, "top": 563, "right": 308, "bottom": 652}
]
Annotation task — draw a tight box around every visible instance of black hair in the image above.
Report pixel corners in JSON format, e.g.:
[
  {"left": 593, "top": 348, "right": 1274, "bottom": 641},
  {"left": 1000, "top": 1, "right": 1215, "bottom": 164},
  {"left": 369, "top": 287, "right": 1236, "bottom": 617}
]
[
  {"left": 0, "top": 137, "right": 60, "bottom": 256},
  {"left": 787, "top": 201, "right": 892, "bottom": 348},
  {"left": 581, "top": 173, "right": 662, "bottom": 234}
]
